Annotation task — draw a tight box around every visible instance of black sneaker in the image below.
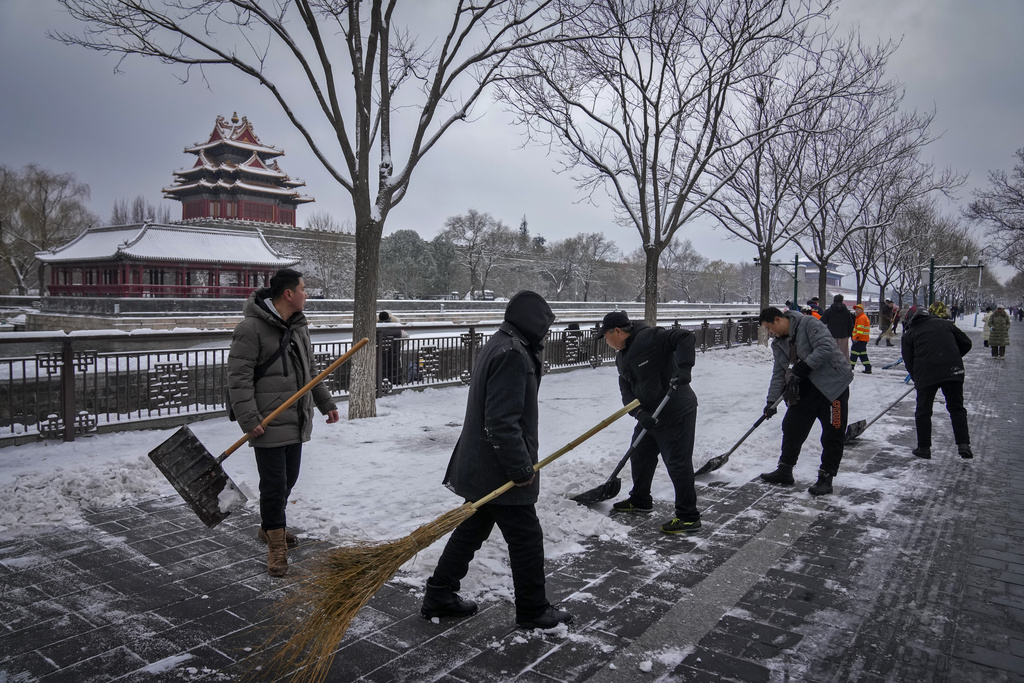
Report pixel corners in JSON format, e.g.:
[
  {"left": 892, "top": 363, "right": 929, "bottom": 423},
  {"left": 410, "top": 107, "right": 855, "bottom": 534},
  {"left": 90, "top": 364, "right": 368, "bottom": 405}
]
[
  {"left": 611, "top": 499, "right": 653, "bottom": 513},
  {"left": 517, "top": 605, "right": 573, "bottom": 630},
  {"left": 958, "top": 444, "right": 974, "bottom": 459},
  {"left": 661, "top": 517, "right": 701, "bottom": 534},
  {"left": 912, "top": 447, "right": 931, "bottom": 459}
]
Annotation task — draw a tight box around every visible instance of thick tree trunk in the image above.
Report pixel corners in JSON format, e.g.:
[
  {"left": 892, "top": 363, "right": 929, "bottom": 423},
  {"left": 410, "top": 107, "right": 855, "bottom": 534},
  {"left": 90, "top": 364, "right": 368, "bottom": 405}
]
[
  {"left": 348, "top": 216, "right": 384, "bottom": 419},
  {"left": 643, "top": 246, "right": 660, "bottom": 324}
]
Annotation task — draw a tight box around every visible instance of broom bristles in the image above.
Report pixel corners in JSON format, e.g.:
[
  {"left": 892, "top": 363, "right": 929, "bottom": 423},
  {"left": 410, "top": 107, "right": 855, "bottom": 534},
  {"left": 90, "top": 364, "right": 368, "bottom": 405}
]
[{"left": 261, "top": 503, "right": 477, "bottom": 683}]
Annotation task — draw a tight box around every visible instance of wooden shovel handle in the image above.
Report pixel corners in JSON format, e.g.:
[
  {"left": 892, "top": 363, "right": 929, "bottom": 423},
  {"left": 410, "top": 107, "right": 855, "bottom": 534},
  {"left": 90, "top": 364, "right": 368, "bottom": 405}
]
[
  {"left": 470, "top": 399, "right": 641, "bottom": 509},
  {"left": 219, "top": 337, "right": 369, "bottom": 462}
]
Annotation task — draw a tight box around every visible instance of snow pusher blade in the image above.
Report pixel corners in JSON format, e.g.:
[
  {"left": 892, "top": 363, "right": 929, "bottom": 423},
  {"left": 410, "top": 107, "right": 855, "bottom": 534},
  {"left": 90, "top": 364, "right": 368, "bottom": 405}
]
[
  {"left": 148, "top": 338, "right": 368, "bottom": 528},
  {"left": 844, "top": 385, "right": 915, "bottom": 443}
]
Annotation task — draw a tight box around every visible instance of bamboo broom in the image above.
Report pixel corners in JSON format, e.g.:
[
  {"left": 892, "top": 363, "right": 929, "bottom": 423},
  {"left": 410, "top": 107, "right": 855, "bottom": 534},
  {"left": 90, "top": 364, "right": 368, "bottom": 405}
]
[{"left": 263, "top": 399, "right": 641, "bottom": 683}]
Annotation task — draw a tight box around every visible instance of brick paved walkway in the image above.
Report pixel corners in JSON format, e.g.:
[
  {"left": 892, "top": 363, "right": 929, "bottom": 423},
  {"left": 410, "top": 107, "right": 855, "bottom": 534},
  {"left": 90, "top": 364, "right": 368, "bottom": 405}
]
[{"left": 1, "top": 327, "right": 1021, "bottom": 682}]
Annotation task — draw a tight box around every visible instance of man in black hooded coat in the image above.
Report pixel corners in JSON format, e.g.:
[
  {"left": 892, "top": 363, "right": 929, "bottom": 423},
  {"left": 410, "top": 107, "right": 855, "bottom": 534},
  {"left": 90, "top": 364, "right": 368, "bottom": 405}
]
[
  {"left": 902, "top": 308, "right": 974, "bottom": 459},
  {"left": 421, "top": 291, "right": 572, "bottom": 630}
]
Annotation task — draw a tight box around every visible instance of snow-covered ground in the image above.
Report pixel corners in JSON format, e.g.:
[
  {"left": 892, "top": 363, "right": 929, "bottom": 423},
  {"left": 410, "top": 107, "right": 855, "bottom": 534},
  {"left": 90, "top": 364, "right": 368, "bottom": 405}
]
[{"left": 0, "top": 314, "right": 951, "bottom": 611}]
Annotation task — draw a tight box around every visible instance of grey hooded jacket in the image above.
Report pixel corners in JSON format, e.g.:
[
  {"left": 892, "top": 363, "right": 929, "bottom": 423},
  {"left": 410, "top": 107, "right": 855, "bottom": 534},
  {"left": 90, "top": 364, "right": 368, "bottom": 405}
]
[
  {"left": 227, "top": 288, "right": 336, "bottom": 448},
  {"left": 442, "top": 291, "right": 555, "bottom": 505},
  {"left": 767, "top": 311, "right": 853, "bottom": 404}
]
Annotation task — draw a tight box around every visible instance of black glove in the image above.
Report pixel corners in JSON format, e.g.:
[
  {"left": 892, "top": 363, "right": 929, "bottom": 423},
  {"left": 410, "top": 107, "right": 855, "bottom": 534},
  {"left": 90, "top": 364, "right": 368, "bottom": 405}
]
[
  {"left": 513, "top": 467, "right": 536, "bottom": 487},
  {"left": 791, "top": 360, "right": 812, "bottom": 380},
  {"left": 763, "top": 402, "right": 778, "bottom": 419},
  {"left": 784, "top": 375, "right": 801, "bottom": 404},
  {"left": 636, "top": 410, "right": 659, "bottom": 430}
]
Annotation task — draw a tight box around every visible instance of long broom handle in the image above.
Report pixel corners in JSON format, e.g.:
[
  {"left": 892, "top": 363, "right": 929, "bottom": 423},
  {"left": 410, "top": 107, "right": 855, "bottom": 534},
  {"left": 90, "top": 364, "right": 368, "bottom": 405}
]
[
  {"left": 720, "top": 394, "right": 787, "bottom": 459},
  {"left": 606, "top": 381, "right": 679, "bottom": 480},
  {"left": 859, "top": 385, "right": 916, "bottom": 432},
  {"left": 218, "top": 337, "right": 370, "bottom": 462},
  {"left": 469, "top": 399, "right": 641, "bottom": 510}
]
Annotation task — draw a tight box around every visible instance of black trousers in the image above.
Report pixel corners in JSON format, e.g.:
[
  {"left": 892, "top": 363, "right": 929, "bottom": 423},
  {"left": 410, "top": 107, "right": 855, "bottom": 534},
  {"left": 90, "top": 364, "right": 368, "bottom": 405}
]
[
  {"left": 254, "top": 443, "right": 302, "bottom": 531},
  {"left": 915, "top": 381, "right": 970, "bottom": 448},
  {"left": 627, "top": 409, "right": 699, "bottom": 521},
  {"left": 431, "top": 503, "right": 548, "bottom": 618},
  {"left": 780, "top": 383, "right": 848, "bottom": 477}
]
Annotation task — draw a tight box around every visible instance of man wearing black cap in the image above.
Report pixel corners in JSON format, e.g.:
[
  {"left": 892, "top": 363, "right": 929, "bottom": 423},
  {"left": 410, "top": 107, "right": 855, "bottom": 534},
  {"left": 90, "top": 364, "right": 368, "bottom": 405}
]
[{"left": 597, "top": 311, "right": 702, "bottom": 534}]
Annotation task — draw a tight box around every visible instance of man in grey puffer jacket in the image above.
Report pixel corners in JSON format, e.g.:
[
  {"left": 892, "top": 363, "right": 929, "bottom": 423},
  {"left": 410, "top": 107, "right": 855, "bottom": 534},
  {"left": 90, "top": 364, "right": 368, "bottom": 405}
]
[
  {"left": 227, "top": 268, "right": 338, "bottom": 577},
  {"left": 421, "top": 291, "right": 572, "bottom": 631},
  {"left": 758, "top": 306, "right": 853, "bottom": 496}
]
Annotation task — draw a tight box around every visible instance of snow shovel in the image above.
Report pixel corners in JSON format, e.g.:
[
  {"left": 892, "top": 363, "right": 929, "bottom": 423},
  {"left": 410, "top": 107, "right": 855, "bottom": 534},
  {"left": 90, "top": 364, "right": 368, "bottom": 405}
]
[
  {"left": 572, "top": 381, "right": 678, "bottom": 504},
  {"left": 882, "top": 357, "right": 904, "bottom": 369},
  {"left": 148, "top": 337, "right": 369, "bottom": 528},
  {"left": 844, "top": 385, "right": 915, "bottom": 443},
  {"left": 694, "top": 395, "right": 786, "bottom": 476}
]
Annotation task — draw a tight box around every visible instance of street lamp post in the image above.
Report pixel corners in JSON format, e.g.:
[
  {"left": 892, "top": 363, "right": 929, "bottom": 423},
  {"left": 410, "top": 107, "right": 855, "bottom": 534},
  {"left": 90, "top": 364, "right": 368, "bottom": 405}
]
[
  {"left": 754, "top": 253, "right": 805, "bottom": 307},
  {"left": 927, "top": 255, "right": 985, "bottom": 322}
]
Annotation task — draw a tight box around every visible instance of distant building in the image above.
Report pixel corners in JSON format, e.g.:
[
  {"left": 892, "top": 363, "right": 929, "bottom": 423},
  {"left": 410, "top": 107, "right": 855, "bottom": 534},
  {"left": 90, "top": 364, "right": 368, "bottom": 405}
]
[
  {"left": 163, "top": 112, "right": 314, "bottom": 225},
  {"left": 34, "top": 114, "right": 354, "bottom": 299},
  {"left": 36, "top": 223, "right": 297, "bottom": 298}
]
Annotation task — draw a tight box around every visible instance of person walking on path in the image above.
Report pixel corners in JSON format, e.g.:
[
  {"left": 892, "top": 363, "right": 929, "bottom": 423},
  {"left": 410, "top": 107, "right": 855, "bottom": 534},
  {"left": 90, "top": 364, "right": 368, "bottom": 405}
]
[
  {"left": 758, "top": 307, "right": 853, "bottom": 496},
  {"left": 902, "top": 307, "right": 973, "bottom": 459},
  {"left": 421, "top": 291, "right": 573, "bottom": 631},
  {"left": 821, "top": 294, "right": 854, "bottom": 359},
  {"left": 982, "top": 307, "right": 993, "bottom": 347},
  {"left": 988, "top": 305, "right": 1011, "bottom": 358},
  {"left": 227, "top": 268, "right": 340, "bottom": 577},
  {"left": 597, "top": 311, "right": 702, "bottom": 534},
  {"left": 850, "top": 304, "right": 873, "bottom": 373},
  {"left": 876, "top": 300, "right": 896, "bottom": 346}
]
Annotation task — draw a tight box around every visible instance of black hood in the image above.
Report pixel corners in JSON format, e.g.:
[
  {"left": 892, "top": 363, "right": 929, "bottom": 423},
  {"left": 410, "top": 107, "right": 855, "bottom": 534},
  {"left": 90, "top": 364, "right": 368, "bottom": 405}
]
[{"left": 504, "top": 290, "right": 555, "bottom": 347}]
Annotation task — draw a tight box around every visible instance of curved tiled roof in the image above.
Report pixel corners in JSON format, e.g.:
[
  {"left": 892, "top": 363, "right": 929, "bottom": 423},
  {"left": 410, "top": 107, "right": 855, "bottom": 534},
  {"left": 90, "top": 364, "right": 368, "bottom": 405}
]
[{"left": 35, "top": 223, "right": 299, "bottom": 266}]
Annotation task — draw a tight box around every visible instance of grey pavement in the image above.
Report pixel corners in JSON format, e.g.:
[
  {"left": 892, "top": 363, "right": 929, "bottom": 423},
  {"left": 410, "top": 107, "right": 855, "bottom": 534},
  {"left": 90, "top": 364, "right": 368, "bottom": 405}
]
[{"left": 1, "top": 327, "right": 1022, "bottom": 682}]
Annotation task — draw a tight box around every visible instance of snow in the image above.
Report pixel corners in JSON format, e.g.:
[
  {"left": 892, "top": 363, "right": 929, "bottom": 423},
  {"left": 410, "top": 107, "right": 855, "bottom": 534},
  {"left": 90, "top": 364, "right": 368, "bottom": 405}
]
[{"left": 0, "top": 327, "right": 954, "bottom": 606}]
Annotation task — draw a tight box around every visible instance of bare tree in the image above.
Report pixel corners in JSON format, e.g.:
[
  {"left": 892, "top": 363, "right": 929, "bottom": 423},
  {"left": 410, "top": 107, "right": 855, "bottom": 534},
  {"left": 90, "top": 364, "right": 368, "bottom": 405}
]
[
  {"left": 537, "top": 236, "right": 581, "bottom": 300},
  {"left": 110, "top": 195, "right": 172, "bottom": 224},
  {"left": 442, "top": 209, "right": 496, "bottom": 299},
  {"left": 53, "top": 0, "right": 586, "bottom": 417},
  {"left": 662, "top": 237, "right": 707, "bottom": 303},
  {"left": 498, "top": 0, "right": 838, "bottom": 323},
  {"left": 302, "top": 210, "right": 353, "bottom": 298},
  {"left": 575, "top": 232, "right": 618, "bottom": 301},
  {"left": 1, "top": 165, "right": 97, "bottom": 295},
  {"left": 966, "top": 147, "right": 1024, "bottom": 270}
]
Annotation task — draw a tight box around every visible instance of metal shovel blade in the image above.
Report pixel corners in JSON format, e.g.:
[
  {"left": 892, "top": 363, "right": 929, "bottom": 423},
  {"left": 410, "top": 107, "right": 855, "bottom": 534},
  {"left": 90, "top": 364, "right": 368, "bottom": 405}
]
[
  {"left": 148, "top": 425, "right": 248, "bottom": 529},
  {"left": 694, "top": 453, "right": 729, "bottom": 476},
  {"left": 844, "top": 419, "right": 868, "bottom": 443},
  {"left": 571, "top": 476, "right": 622, "bottom": 505}
]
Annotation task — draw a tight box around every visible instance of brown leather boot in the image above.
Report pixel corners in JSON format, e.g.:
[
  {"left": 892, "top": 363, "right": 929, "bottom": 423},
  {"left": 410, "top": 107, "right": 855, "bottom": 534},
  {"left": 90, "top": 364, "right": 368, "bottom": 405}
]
[
  {"left": 258, "top": 527, "right": 297, "bottom": 548},
  {"left": 266, "top": 528, "right": 288, "bottom": 577}
]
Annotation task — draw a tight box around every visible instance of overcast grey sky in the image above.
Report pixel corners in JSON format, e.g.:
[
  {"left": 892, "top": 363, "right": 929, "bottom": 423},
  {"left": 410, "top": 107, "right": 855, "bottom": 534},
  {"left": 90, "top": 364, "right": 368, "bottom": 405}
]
[{"left": 1, "top": 1, "right": 1022, "bottom": 280}]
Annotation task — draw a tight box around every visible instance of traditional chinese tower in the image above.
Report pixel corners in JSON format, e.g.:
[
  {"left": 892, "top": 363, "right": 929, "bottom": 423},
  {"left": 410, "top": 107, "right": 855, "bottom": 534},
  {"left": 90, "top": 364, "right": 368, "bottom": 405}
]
[{"left": 163, "top": 112, "right": 314, "bottom": 226}]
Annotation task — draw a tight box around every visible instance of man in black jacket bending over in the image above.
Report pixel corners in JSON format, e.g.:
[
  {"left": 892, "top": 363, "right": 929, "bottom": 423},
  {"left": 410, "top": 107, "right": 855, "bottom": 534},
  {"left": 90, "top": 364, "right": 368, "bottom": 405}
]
[
  {"left": 598, "top": 311, "right": 702, "bottom": 534},
  {"left": 421, "top": 291, "right": 572, "bottom": 630}
]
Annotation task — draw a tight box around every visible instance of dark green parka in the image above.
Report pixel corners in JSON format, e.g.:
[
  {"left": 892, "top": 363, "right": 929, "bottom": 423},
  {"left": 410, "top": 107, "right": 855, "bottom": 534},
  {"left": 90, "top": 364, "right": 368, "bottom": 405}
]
[{"left": 227, "top": 288, "right": 337, "bottom": 448}]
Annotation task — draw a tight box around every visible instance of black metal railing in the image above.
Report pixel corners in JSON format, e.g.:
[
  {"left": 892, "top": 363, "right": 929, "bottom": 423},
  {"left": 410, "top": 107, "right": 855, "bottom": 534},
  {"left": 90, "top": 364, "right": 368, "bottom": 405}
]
[{"left": 0, "top": 317, "right": 760, "bottom": 446}]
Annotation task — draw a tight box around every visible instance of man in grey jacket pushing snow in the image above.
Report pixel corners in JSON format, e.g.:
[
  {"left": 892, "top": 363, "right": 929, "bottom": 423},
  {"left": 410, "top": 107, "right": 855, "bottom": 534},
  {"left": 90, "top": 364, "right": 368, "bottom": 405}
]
[{"left": 758, "top": 306, "right": 854, "bottom": 496}]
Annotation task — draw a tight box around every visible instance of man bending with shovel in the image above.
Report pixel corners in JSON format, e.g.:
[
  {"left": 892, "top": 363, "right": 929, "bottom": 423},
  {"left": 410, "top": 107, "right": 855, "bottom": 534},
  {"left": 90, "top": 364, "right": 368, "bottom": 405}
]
[
  {"left": 759, "top": 306, "right": 853, "bottom": 496},
  {"left": 227, "top": 268, "right": 339, "bottom": 577},
  {"left": 598, "top": 311, "right": 702, "bottom": 534}
]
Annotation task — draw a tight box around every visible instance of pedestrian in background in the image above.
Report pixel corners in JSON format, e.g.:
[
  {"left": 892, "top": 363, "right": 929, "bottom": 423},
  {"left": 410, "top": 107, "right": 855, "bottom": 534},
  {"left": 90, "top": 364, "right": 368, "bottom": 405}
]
[
  {"left": 902, "top": 307, "right": 973, "bottom": 459},
  {"left": 421, "top": 291, "right": 573, "bottom": 631},
  {"left": 227, "top": 268, "right": 340, "bottom": 577},
  {"left": 378, "top": 310, "right": 408, "bottom": 387},
  {"left": 982, "top": 306, "right": 993, "bottom": 347},
  {"left": 988, "top": 305, "right": 1011, "bottom": 358},
  {"left": 598, "top": 311, "right": 702, "bottom": 534},
  {"left": 821, "top": 294, "right": 853, "bottom": 358},
  {"left": 876, "top": 300, "right": 896, "bottom": 346},
  {"left": 758, "top": 307, "right": 853, "bottom": 496},
  {"left": 850, "top": 304, "right": 872, "bottom": 373}
]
